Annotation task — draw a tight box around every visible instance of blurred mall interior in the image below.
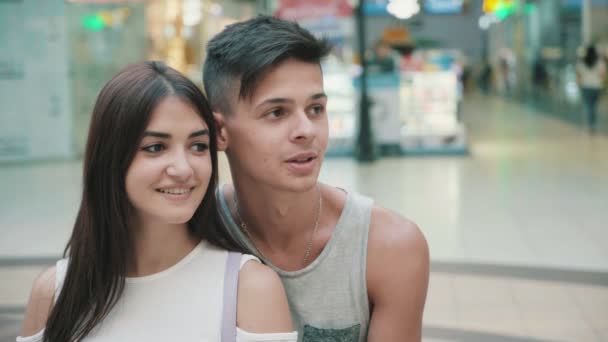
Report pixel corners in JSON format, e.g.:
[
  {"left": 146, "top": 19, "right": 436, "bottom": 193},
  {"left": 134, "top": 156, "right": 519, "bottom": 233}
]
[{"left": 1, "top": 0, "right": 607, "bottom": 341}]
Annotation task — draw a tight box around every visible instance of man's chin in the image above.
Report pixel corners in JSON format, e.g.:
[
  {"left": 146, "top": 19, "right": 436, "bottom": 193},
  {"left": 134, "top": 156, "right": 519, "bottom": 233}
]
[{"left": 281, "top": 176, "right": 320, "bottom": 193}]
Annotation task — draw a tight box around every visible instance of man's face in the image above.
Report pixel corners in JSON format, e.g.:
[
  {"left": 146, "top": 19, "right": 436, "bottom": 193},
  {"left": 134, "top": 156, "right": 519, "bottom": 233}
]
[{"left": 220, "top": 58, "right": 328, "bottom": 192}]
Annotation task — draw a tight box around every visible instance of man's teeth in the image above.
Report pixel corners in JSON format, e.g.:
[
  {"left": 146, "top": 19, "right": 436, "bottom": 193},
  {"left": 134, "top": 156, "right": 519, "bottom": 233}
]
[{"left": 158, "top": 188, "right": 191, "bottom": 195}]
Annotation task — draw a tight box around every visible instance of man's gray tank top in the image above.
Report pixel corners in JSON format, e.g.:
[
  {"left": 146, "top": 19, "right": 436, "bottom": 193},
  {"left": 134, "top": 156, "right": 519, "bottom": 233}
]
[{"left": 217, "top": 187, "right": 373, "bottom": 342}]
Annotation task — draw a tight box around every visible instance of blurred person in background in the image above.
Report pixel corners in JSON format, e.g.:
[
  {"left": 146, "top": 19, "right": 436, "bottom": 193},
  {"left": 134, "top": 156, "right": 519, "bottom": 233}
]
[
  {"left": 478, "top": 61, "right": 493, "bottom": 95},
  {"left": 576, "top": 44, "right": 607, "bottom": 132},
  {"left": 532, "top": 56, "right": 549, "bottom": 98},
  {"left": 18, "top": 61, "right": 296, "bottom": 342},
  {"left": 498, "top": 48, "right": 516, "bottom": 95},
  {"left": 369, "top": 40, "right": 398, "bottom": 74},
  {"left": 204, "top": 16, "right": 429, "bottom": 342}
]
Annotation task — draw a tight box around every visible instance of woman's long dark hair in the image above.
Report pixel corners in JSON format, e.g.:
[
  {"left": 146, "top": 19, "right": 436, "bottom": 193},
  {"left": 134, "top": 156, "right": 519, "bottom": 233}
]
[
  {"left": 583, "top": 45, "right": 599, "bottom": 68},
  {"left": 43, "top": 61, "right": 243, "bottom": 342}
]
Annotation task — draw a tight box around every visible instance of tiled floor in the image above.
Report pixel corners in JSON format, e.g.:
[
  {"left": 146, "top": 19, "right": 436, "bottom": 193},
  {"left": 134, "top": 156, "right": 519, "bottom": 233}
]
[{"left": 1, "top": 94, "right": 607, "bottom": 341}]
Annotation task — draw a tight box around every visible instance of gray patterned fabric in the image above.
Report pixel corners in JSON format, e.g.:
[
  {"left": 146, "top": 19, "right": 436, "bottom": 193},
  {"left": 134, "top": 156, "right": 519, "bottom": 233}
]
[{"left": 302, "top": 324, "right": 361, "bottom": 342}]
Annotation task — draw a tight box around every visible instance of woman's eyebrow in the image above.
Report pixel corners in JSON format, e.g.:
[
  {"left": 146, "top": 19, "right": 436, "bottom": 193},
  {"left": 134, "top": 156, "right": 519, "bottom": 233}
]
[{"left": 142, "top": 129, "right": 209, "bottom": 139}]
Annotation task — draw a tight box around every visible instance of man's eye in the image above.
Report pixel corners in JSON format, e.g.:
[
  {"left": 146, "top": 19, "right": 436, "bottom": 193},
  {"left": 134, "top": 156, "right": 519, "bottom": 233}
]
[
  {"left": 142, "top": 144, "right": 164, "bottom": 153},
  {"left": 191, "top": 143, "right": 209, "bottom": 152},
  {"left": 310, "top": 105, "right": 325, "bottom": 115},
  {"left": 267, "top": 108, "right": 285, "bottom": 118}
]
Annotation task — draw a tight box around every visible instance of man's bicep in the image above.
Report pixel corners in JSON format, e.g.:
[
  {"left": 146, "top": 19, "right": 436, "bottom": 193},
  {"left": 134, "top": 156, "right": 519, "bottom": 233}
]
[{"left": 366, "top": 208, "right": 430, "bottom": 341}]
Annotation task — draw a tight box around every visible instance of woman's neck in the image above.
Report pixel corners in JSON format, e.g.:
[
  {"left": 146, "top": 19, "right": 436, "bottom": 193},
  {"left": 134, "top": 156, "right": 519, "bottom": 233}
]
[{"left": 128, "top": 218, "right": 199, "bottom": 277}]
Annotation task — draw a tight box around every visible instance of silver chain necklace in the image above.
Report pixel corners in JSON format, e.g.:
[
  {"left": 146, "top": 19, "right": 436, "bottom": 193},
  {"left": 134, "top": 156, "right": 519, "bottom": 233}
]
[{"left": 233, "top": 184, "right": 322, "bottom": 267}]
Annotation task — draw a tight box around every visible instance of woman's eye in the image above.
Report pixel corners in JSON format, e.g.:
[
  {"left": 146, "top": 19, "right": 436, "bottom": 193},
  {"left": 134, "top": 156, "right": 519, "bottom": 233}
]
[
  {"left": 142, "top": 144, "right": 164, "bottom": 153},
  {"left": 191, "top": 143, "right": 209, "bottom": 152}
]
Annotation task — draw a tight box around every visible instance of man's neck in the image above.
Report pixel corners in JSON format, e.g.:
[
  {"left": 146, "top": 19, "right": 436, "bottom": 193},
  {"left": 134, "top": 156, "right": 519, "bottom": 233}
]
[
  {"left": 228, "top": 181, "right": 321, "bottom": 251},
  {"left": 226, "top": 182, "right": 349, "bottom": 271}
]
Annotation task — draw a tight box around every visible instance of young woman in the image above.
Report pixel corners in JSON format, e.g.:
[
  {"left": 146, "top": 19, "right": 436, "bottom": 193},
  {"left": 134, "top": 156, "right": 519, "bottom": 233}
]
[
  {"left": 18, "top": 61, "right": 296, "bottom": 342},
  {"left": 577, "top": 45, "right": 606, "bottom": 131}
]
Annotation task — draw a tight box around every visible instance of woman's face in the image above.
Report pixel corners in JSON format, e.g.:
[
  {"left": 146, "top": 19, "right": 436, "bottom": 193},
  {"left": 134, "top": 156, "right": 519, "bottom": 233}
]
[{"left": 126, "top": 96, "right": 212, "bottom": 227}]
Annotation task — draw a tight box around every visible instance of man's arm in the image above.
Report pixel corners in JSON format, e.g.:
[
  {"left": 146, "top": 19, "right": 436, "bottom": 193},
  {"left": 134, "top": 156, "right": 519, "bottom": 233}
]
[{"left": 366, "top": 206, "right": 430, "bottom": 341}]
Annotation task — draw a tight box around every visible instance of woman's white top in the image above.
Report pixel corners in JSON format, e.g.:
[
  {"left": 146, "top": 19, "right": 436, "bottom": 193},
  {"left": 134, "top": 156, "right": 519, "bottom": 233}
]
[
  {"left": 17, "top": 240, "right": 297, "bottom": 342},
  {"left": 577, "top": 60, "right": 606, "bottom": 89}
]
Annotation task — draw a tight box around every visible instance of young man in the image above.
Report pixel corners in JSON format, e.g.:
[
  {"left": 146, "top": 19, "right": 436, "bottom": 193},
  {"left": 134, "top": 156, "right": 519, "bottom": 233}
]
[{"left": 203, "top": 16, "right": 429, "bottom": 341}]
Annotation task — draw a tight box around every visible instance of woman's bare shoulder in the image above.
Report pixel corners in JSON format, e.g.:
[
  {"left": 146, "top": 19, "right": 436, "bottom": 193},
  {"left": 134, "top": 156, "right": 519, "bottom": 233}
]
[
  {"left": 20, "top": 266, "right": 56, "bottom": 337},
  {"left": 236, "top": 260, "right": 293, "bottom": 333}
]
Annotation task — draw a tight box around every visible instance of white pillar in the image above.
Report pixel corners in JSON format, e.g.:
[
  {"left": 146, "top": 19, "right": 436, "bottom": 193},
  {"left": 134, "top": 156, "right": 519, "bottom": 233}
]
[{"left": 582, "top": 0, "right": 592, "bottom": 44}]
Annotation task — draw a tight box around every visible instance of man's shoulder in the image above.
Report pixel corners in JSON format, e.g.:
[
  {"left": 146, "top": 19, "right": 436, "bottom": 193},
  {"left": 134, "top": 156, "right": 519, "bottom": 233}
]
[
  {"left": 368, "top": 205, "right": 426, "bottom": 253},
  {"left": 366, "top": 205, "right": 429, "bottom": 286},
  {"left": 325, "top": 187, "right": 425, "bottom": 250},
  {"left": 366, "top": 205, "right": 429, "bottom": 306}
]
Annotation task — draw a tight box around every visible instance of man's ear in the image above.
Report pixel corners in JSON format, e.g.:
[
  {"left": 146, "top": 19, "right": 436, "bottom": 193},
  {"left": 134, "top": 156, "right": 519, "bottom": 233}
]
[{"left": 213, "top": 112, "right": 229, "bottom": 151}]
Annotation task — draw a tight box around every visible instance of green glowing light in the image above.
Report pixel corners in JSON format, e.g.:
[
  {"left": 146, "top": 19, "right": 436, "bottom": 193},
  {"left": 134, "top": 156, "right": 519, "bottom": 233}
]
[
  {"left": 525, "top": 3, "right": 536, "bottom": 14},
  {"left": 82, "top": 15, "right": 105, "bottom": 32}
]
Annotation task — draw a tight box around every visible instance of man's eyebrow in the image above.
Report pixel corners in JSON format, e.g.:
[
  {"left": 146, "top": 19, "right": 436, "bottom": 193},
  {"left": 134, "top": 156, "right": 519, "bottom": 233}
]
[
  {"left": 142, "top": 129, "right": 209, "bottom": 139},
  {"left": 255, "top": 93, "right": 327, "bottom": 109},
  {"left": 255, "top": 98, "right": 293, "bottom": 109}
]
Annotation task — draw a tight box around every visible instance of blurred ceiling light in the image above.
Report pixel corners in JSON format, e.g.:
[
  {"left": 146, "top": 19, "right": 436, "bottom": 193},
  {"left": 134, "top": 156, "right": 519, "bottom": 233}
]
[
  {"left": 182, "top": 25, "right": 194, "bottom": 38},
  {"left": 482, "top": 0, "right": 518, "bottom": 19},
  {"left": 166, "top": 0, "right": 180, "bottom": 20},
  {"left": 164, "top": 24, "right": 176, "bottom": 38},
  {"left": 387, "top": 0, "right": 420, "bottom": 20},
  {"left": 208, "top": 2, "right": 223, "bottom": 16},
  {"left": 478, "top": 15, "right": 490, "bottom": 30},
  {"left": 478, "top": 13, "right": 499, "bottom": 30},
  {"left": 183, "top": 0, "right": 202, "bottom": 26}
]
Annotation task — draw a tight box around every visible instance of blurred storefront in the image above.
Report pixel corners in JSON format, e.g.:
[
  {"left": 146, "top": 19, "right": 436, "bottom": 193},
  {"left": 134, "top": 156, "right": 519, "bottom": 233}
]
[
  {"left": 70, "top": 0, "right": 259, "bottom": 155},
  {"left": 270, "top": 0, "right": 472, "bottom": 156},
  {"left": 274, "top": 0, "right": 358, "bottom": 154},
  {"left": 66, "top": 2, "right": 147, "bottom": 156},
  {"left": 482, "top": 0, "right": 608, "bottom": 124},
  {"left": 1, "top": 0, "right": 74, "bottom": 162},
  {"left": 0, "top": 0, "right": 260, "bottom": 162}
]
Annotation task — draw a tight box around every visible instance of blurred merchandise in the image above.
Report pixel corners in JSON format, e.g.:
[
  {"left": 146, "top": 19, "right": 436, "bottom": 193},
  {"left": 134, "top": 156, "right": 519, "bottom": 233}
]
[
  {"left": 324, "top": 56, "right": 357, "bottom": 155},
  {"left": 398, "top": 49, "right": 467, "bottom": 154}
]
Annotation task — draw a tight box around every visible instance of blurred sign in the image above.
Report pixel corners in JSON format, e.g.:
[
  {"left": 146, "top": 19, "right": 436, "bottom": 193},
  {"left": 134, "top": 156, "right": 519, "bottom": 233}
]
[
  {"left": 299, "top": 18, "right": 350, "bottom": 45},
  {"left": 363, "top": 0, "right": 390, "bottom": 16},
  {"left": 562, "top": 0, "right": 608, "bottom": 7},
  {"left": 275, "top": 0, "right": 352, "bottom": 21},
  {"left": 483, "top": 0, "right": 518, "bottom": 19},
  {"left": 82, "top": 8, "right": 131, "bottom": 31},
  {"left": 424, "top": 0, "right": 464, "bottom": 14},
  {"left": 382, "top": 26, "right": 410, "bottom": 44}
]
